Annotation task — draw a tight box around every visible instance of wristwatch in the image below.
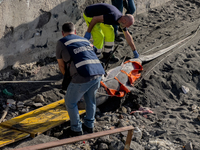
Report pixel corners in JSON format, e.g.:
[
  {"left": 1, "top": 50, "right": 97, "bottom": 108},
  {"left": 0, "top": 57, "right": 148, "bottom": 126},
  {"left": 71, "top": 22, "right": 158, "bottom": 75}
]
[{"left": 122, "top": 27, "right": 127, "bottom": 31}]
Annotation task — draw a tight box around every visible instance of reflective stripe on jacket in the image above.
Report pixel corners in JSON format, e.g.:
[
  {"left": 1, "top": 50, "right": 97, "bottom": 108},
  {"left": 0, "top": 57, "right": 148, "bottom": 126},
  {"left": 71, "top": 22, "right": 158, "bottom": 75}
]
[{"left": 60, "top": 34, "right": 105, "bottom": 77}]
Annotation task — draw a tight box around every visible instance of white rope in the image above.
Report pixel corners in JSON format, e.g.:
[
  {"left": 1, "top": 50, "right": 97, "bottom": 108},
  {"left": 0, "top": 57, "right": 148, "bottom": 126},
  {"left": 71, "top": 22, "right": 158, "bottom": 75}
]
[
  {"left": 135, "top": 25, "right": 200, "bottom": 87},
  {"left": 141, "top": 32, "right": 191, "bottom": 55},
  {"left": 141, "top": 44, "right": 163, "bottom": 55}
]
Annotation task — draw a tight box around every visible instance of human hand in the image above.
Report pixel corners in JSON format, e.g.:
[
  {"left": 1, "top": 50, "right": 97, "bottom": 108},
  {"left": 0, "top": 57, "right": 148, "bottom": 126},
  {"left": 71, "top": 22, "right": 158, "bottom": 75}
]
[
  {"left": 84, "top": 32, "right": 91, "bottom": 40},
  {"left": 133, "top": 50, "right": 139, "bottom": 58},
  {"left": 119, "top": 24, "right": 125, "bottom": 30}
]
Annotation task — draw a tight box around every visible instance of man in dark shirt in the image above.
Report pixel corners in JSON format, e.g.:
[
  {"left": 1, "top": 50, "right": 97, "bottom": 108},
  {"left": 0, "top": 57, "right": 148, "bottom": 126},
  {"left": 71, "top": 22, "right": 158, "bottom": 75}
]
[
  {"left": 111, "top": 0, "right": 136, "bottom": 41},
  {"left": 56, "top": 22, "right": 105, "bottom": 136},
  {"left": 83, "top": 3, "right": 139, "bottom": 62}
]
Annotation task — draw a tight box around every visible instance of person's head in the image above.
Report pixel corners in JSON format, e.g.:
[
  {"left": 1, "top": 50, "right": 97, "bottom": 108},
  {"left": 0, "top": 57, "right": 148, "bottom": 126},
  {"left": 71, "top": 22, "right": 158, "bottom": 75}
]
[
  {"left": 119, "top": 14, "right": 134, "bottom": 29},
  {"left": 62, "top": 22, "right": 76, "bottom": 37}
]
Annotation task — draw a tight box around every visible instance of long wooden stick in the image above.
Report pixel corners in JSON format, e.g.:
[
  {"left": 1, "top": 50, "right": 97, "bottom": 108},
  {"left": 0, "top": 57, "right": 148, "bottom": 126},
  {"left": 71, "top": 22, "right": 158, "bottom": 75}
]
[
  {"left": 0, "top": 105, "right": 9, "bottom": 123},
  {"left": 15, "top": 126, "right": 134, "bottom": 150},
  {"left": 124, "top": 129, "right": 134, "bottom": 150},
  {"left": 0, "top": 80, "right": 56, "bottom": 83}
]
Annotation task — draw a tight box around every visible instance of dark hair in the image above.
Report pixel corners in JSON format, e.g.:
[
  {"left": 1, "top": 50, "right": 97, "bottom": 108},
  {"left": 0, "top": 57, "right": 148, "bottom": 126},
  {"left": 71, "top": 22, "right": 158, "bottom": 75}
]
[{"left": 62, "top": 22, "right": 75, "bottom": 33}]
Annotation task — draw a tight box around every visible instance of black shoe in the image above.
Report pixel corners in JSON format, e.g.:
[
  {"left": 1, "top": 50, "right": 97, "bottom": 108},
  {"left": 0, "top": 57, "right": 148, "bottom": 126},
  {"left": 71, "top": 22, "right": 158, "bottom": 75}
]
[
  {"left": 115, "top": 35, "right": 124, "bottom": 42},
  {"left": 69, "top": 128, "right": 83, "bottom": 137},
  {"left": 82, "top": 124, "right": 93, "bottom": 133},
  {"left": 110, "top": 54, "right": 120, "bottom": 62}
]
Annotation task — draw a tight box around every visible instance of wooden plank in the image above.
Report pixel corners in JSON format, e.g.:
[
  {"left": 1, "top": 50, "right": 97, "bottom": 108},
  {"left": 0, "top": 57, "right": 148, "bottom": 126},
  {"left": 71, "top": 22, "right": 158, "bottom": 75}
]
[
  {"left": 1, "top": 99, "right": 86, "bottom": 137},
  {"left": 0, "top": 125, "right": 30, "bottom": 147},
  {"left": 124, "top": 129, "right": 134, "bottom": 150},
  {"left": 15, "top": 126, "right": 134, "bottom": 150}
]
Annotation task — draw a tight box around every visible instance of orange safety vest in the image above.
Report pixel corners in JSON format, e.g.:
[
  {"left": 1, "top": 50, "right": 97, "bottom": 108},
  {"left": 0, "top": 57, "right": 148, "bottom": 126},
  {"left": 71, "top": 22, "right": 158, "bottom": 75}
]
[
  {"left": 121, "top": 61, "right": 143, "bottom": 86},
  {"left": 100, "top": 77, "right": 130, "bottom": 98},
  {"left": 100, "top": 61, "right": 143, "bottom": 97}
]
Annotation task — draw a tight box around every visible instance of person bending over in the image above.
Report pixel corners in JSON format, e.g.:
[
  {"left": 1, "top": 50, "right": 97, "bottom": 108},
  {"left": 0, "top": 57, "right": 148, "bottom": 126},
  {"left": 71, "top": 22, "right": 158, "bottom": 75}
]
[
  {"left": 83, "top": 3, "right": 139, "bottom": 62},
  {"left": 111, "top": 0, "right": 136, "bottom": 42}
]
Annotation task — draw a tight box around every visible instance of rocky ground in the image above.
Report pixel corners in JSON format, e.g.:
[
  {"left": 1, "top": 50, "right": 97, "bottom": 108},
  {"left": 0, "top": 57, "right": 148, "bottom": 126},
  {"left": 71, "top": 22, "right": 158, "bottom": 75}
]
[{"left": 1, "top": 0, "right": 200, "bottom": 149}]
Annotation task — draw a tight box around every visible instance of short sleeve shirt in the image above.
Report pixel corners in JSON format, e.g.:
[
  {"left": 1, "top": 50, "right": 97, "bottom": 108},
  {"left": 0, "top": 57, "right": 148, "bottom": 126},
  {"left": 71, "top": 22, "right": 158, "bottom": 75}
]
[
  {"left": 84, "top": 3, "right": 122, "bottom": 25},
  {"left": 56, "top": 40, "right": 100, "bottom": 83}
]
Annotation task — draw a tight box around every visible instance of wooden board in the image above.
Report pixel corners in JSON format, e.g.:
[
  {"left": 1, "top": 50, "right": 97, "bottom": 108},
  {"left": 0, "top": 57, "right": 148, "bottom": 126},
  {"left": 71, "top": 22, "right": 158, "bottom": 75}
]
[
  {"left": 1, "top": 99, "right": 86, "bottom": 137},
  {"left": 14, "top": 126, "right": 134, "bottom": 150},
  {"left": 0, "top": 125, "right": 29, "bottom": 147}
]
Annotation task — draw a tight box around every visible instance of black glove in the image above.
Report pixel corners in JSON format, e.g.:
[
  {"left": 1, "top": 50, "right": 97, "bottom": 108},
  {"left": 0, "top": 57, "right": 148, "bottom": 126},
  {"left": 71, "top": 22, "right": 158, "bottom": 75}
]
[{"left": 62, "top": 74, "right": 72, "bottom": 90}]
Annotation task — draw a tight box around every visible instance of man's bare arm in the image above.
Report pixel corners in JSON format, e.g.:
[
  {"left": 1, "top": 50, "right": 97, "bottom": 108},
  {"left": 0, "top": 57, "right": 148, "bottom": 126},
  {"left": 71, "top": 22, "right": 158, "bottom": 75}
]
[
  {"left": 57, "top": 59, "right": 65, "bottom": 75},
  {"left": 123, "top": 30, "right": 136, "bottom": 51},
  {"left": 87, "top": 15, "right": 104, "bottom": 33}
]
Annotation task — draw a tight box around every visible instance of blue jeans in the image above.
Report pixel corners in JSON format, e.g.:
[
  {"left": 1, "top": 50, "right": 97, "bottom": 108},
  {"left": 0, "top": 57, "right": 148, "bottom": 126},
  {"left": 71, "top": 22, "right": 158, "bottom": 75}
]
[
  {"left": 112, "top": 0, "right": 136, "bottom": 35},
  {"left": 65, "top": 76, "right": 102, "bottom": 132}
]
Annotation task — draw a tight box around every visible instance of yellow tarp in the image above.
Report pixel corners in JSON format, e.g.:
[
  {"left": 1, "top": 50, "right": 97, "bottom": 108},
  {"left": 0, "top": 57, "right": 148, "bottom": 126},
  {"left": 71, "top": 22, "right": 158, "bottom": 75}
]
[
  {"left": 0, "top": 125, "right": 29, "bottom": 147},
  {"left": 1, "top": 99, "right": 86, "bottom": 137}
]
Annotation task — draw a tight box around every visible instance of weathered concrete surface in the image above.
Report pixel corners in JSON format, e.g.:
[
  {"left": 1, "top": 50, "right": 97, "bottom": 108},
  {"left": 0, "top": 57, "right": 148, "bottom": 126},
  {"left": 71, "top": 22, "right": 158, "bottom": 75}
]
[{"left": 0, "top": 0, "right": 170, "bottom": 71}]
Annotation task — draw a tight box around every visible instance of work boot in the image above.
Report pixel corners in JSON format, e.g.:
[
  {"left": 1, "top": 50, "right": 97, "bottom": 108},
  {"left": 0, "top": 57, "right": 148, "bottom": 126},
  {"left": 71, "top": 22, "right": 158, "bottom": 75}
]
[
  {"left": 102, "top": 52, "right": 119, "bottom": 62},
  {"left": 115, "top": 35, "right": 124, "bottom": 42},
  {"left": 110, "top": 54, "right": 120, "bottom": 62},
  {"left": 68, "top": 128, "right": 83, "bottom": 137},
  {"left": 82, "top": 124, "right": 93, "bottom": 134}
]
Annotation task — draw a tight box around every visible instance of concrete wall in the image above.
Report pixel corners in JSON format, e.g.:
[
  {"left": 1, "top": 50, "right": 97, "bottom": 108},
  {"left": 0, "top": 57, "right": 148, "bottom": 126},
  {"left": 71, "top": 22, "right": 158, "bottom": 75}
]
[{"left": 0, "top": 0, "right": 170, "bottom": 70}]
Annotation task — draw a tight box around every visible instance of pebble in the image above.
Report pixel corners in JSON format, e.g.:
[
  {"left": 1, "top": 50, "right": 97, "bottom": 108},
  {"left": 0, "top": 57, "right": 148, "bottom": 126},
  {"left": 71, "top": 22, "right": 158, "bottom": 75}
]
[
  {"left": 34, "top": 94, "right": 46, "bottom": 104},
  {"left": 98, "top": 143, "right": 108, "bottom": 150},
  {"left": 17, "top": 101, "right": 24, "bottom": 107},
  {"left": 197, "top": 115, "right": 200, "bottom": 121},
  {"left": 182, "top": 85, "right": 189, "bottom": 94},
  {"left": 185, "top": 142, "right": 193, "bottom": 150},
  {"left": 33, "top": 103, "right": 43, "bottom": 107}
]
